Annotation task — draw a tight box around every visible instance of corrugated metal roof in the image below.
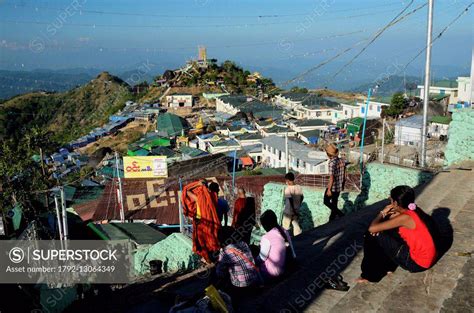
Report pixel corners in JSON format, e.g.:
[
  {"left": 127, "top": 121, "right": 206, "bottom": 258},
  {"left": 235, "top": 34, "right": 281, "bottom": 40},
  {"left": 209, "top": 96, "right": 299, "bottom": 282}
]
[
  {"left": 430, "top": 115, "right": 452, "bottom": 125},
  {"left": 79, "top": 155, "right": 230, "bottom": 223},
  {"left": 294, "top": 119, "right": 332, "bottom": 127},
  {"left": 156, "top": 113, "right": 188, "bottom": 137},
  {"left": 96, "top": 223, "right": 166, "bottom": 245},
  {"left": 234, "top": 133, "right": 263, "bottom": 141},
  {"left": 396, "top": 115, "right": 424, "bottom": 129}
]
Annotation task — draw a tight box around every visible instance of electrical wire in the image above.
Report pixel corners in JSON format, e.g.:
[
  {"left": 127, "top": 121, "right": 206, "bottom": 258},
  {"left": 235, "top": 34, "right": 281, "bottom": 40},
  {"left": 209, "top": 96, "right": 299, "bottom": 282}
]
[
  {"left": 330, "top": 0, "right": 425, "bottom": 80},
  {"left": 0, "top": 9, "right": 402, "bottom": 28},
  {"left": 3, "top": 2, "right": 404, "bottom": 19}
]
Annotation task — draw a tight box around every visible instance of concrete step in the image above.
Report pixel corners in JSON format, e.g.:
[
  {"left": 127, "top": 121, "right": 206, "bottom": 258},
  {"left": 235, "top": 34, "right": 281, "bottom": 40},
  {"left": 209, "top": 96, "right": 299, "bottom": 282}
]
[{"left": 324, "top": 169, "right": 473, "bottom": 313}]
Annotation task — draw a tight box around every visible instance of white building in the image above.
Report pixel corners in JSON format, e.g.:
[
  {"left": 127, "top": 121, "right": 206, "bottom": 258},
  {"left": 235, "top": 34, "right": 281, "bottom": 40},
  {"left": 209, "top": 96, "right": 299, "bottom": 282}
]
[
  {"left": 233, "top": 133, "right": 263, "bottom": 147},
  {"left": 165, "top": 94, "right": 194, "bottom": 108},
  {"left": 286, "top": 119, "right": 333, "bottom": 132},
  {"left": 354, "top": 101, "right": 389, "bottom": 118},
  {"left": 276, "top": 93, "right": 388, "bottom": 122},
  {"left": 394, "top": 115, "right": 423, "bottom": 147},
  {"left": 428, "top": 116, "right": 452, "bottom": 139},
  {"left": 260, "top": 125, "right": 296, "bottom": 137},
  {"left": 207, "top": 139, "right": 241, "bottom": 154},
  {"left": 417, "top": 82, "right": 458, "bottom": 104},
  {"left": 261, "top": 136, "right": 329, "bottom": 174},
  {"left": 196, "top": 133, "right": 222, "bottom": 151},
  {"left": 457, "top": 76, "right": 471, "bottom": 103},
  {"left": 216, "top": 95, "right": 282, "bottom": 120},
  {"left": 275, "top": 93, "right": 341, "bottom": 121}
]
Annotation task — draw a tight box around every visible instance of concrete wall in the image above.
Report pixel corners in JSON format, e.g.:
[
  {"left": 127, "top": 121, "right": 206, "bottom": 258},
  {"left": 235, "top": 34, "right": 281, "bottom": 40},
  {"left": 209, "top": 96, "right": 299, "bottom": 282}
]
[{"left": 445, "top": 108, "right": 474, "bottom": 166}]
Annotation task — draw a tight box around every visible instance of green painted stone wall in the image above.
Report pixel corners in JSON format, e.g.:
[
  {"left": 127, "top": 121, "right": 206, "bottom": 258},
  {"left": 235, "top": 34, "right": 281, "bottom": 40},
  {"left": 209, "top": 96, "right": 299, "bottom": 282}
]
[
  {"left": 445, "top": 109, "right": 474, "bottom": 166},
  {"left": 253, "top": 162, "right": 432, "bottom": 242},
  {"left": 134, "top": 233, "right": 200, "bottom": 276}
]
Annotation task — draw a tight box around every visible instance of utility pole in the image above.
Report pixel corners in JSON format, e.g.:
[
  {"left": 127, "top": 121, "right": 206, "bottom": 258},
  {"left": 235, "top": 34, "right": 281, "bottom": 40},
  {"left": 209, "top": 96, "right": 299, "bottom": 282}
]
[
  {"left": 421, "top": 0, "right": 434, "bottom": 168},
  {"left": 178, "top": 177, "right": 184, "bottom": 233},
  {"left": 115, "top": 152, "right": 125, "bottom": 223},
  {"left": 381, "top": 118, "right": 386, "bottom": 164},
  {"left": 285, "top": 132, "right": 289, "bottom": 173},
  {"left": 359, "top": 88, "right": 372, "bottom": 186},
  {"left": 60, "top": 187, "right": 69, "bottom": 246},
  {"left": 54, "top": 196, "right": 64, "bottom": 241},
  {"left": 232, "top": 150, "right": 237, "bottom": 190}
]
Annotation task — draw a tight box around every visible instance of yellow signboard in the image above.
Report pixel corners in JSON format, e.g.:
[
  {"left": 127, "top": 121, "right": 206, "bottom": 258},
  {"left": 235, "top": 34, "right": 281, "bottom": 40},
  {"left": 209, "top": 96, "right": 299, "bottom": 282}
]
[{"left": 123, "top": 156, "right": 168, "bottom": 179}]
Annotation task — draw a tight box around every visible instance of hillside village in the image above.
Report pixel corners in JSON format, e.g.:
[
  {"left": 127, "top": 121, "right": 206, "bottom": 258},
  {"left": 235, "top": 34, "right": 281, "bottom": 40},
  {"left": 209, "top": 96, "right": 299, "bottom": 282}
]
[{"left": 0, "top": 47, "right": 473, "bottom": 312}]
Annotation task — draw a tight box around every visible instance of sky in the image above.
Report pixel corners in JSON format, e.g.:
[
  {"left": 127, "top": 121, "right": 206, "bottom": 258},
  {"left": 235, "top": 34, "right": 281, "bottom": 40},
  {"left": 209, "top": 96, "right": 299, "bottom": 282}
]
[{"left": 0, "top": 0, "right": 472, "bottom": 87}]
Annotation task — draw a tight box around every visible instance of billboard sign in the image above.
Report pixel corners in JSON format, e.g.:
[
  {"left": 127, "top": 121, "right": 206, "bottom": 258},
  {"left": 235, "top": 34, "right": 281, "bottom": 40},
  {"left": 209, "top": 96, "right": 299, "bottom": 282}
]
[{"left": 123, "top": 156, "right": 168, "bottom": 178}]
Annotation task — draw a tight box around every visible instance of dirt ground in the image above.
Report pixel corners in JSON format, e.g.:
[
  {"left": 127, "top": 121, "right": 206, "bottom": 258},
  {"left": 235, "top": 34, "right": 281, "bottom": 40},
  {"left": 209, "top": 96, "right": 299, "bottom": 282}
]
[{"left": 77, "top": 120, "right": 153, "bottom": 155}]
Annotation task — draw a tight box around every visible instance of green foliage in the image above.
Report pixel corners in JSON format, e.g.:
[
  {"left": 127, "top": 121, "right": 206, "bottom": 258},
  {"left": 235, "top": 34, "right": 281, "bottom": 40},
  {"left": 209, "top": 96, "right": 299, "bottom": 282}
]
[
  {"left": 0, "top": 130, "right": 53, "bottom": 214},
  {"left": 290, "top": 86, "right": 308, "bottom": 93},
  {"left": 384, "top": 129, "right": 394, "bottom": 144},
  {"left": 384, "top": 92, "right": 407, "bottom": 117},
  {"left": 65, "top": 165, "right": 94, "bottom": 184},
  {"left": 241, "top": 168, "right": 263, "bottom": 176}
]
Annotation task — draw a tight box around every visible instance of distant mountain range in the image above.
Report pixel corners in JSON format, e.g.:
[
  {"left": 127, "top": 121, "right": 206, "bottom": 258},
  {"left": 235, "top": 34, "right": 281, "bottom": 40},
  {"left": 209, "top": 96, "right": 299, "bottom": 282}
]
[
  {"left": 1, "top": 59, "right": 468, "bottom": 101},
  {"left": 351, "top": 75, "right": 421, "bottom": 96},
  {"left": 0, "top": 67, "right": 161, "bottom": 100}
]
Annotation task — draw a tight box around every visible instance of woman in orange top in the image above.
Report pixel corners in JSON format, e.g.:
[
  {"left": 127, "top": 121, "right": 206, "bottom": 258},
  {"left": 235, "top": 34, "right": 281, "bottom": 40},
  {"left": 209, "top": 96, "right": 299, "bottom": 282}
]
[{"left": 358, "top": 185, "right": 438, "bottom": 283}]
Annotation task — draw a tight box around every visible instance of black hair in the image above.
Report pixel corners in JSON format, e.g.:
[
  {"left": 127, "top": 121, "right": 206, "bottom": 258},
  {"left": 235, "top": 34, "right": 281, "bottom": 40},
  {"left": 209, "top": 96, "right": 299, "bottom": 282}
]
[
  {"left": 390, "top": 185, "right": 415, "bottom": 209},
  {"left": 217, "top": 226, "right": 237, "bottom": 247},
  {"left": 285, "top": 172, "right": 295, "bottom": 181},
  {"left": 208, "top": 182, "right": 219, "bottom": 193},
  {"left": 260, "top": 210, "right": 289, "bottom": 243},
  {"left": 390, "top": 185, "right": 441, "bottom": 254}
]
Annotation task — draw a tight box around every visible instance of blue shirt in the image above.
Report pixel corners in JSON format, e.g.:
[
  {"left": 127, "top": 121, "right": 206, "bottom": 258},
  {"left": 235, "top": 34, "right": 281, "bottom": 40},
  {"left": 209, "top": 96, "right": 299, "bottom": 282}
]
[{"left": 216, "top": 198, "right": 230, "bottom": 224}]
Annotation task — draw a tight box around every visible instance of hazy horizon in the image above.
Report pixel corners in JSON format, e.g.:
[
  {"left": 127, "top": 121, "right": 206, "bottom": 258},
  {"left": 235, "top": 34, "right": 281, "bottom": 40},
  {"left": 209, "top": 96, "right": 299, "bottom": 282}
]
[{"left": 1, "top": 0, "right": 472, "bottom": 89}]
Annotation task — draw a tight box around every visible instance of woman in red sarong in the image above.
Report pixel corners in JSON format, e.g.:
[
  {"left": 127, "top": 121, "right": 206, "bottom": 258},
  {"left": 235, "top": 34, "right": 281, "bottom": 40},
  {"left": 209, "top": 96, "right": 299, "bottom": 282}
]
[
  {"left": 232, "top": 188, "right": 256, "bottom": 244},
  {"left": 182, "top": 180, "right": 221, "bottom": 263}
]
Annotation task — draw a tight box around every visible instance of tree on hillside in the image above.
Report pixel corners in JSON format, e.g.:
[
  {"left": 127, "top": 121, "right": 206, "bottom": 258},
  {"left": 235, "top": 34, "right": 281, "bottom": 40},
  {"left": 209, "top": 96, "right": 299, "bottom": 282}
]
[
  {"left": 384, "top": 92, "right": 407, "bottom": 117},
  {"left": 0, "top": 132, "right": 53, "bottom": 217},
  {"left": 290, "top": 86, "right": 308, "bottom": 93}
]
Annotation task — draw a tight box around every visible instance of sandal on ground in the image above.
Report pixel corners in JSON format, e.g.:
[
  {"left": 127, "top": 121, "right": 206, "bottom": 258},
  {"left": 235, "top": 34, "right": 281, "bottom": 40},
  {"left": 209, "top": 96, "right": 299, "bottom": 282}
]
[{"left": 324, "top": 277, "right": 350, "bottom": 291}]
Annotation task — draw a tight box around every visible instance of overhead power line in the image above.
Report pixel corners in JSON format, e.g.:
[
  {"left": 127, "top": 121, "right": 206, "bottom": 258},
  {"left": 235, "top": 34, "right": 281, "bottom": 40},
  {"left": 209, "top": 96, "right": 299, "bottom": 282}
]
[
  {"left": 399, "top": 2, "right": 474, "bottom": 75},
  {"left": 3, "top": 2, "right": 404, "bottom": 19},
  {"left": 330, "top": 0, "right": 428, "bottom": 80},
  {"left": 0, "top": 9, "right": 401, "bottom": 29},
  {"left": 278, "top": 1, "right": 425, "bottom": 88}
]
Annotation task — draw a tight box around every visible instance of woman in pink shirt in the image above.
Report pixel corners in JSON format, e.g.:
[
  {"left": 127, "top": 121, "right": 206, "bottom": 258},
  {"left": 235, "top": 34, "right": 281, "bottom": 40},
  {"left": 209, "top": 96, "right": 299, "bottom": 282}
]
[{"left": 257, "top": 210, "right": 296, "bottom": 280}]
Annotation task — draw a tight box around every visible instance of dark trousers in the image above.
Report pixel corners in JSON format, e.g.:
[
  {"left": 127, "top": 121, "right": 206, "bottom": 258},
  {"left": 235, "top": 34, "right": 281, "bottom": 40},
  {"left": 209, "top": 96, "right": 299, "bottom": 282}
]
[
  {"left": 361, "top": 230, "right": 426, "bottom": 282},
  {"left": 324, "top": 189, "right": 344, "bottom": 220}
]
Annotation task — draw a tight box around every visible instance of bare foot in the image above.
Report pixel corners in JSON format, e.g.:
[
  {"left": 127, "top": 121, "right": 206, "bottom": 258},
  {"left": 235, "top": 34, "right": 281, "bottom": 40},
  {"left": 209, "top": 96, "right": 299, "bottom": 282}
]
[{"left": 356, "top": 277, "right": 369, "bottom": 284}]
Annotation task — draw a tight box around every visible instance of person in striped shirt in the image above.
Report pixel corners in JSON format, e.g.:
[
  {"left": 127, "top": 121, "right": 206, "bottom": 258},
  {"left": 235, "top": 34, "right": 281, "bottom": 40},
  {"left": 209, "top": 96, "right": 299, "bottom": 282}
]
[{"left": 324, "top": 144, "right": 346, "bottom": 221}]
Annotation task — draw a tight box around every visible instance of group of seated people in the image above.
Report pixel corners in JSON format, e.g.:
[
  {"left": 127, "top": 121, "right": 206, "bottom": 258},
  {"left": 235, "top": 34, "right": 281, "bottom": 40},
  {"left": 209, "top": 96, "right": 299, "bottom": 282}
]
[
  {"left": 182, "top": 173, "right": 441, "bottom": 308},
  {"left": 212, "top": 184, "right": 441, "bottom": 300},
  {"left": 213, "top": 209, "right": 295, "bottom": 299}
]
